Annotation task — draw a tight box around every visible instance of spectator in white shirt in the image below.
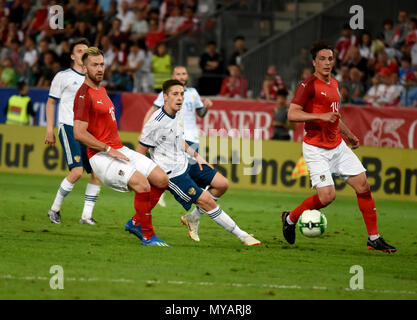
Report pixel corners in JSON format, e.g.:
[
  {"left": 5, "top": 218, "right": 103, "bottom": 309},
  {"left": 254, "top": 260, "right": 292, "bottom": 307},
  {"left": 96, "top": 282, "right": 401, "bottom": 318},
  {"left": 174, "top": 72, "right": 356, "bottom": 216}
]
[
  {"left": 116, "top": 0, "right": 136, "bottom": 33},
  {"left": 124, "top": 39, "right": 154, "bottom": 93},
  {"left": 411, "top": 42, "right": 417, "bottom": 67},
  {"left": 364, "top": 73, "right": 387, "bottom": 107},
  {"left": 358, "top": 31, "right": 374, "bottom": 61},
  {"left": 100, "top": 35, "right": 115, "bottom": 68},
  {"left": 164, "top": 5, "right": 186, "bottom": 36},
  {"left": 130, "top": 8, "right": 149, "bottom": 42},
  {"left": 23, "top": 36, "right": 38, "bottom": 68},
  {"left": 380, "top": 72, "right": 403, "bottom": 106}
]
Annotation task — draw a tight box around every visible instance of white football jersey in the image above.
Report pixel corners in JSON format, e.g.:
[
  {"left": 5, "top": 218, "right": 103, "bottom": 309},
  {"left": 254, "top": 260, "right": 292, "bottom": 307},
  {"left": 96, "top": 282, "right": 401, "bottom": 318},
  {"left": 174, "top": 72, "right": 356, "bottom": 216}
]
[
  {"left": 49, "top": 68, "right": 85, "bottom": 126},
  {"left": 153, "top": 87, "right": 204, "bottom": 143},
  {"left": 140, "top": 107, "right": 188, "bottom": 178}
]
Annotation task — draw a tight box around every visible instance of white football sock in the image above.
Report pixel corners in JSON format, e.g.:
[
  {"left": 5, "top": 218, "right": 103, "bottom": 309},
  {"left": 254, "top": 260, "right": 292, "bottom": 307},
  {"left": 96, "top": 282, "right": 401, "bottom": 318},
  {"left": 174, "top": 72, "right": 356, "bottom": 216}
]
[
  {"left": 81, "top": 183, "right": 100, "bottom": 220},
  {"left": 51, "top": 178, "right": 74, "bottom": 212},
  {"left": 369, "top": 234, "right": 380, "bottom": 241},
  {"left": 287, "top": 215, "right": 295, "bottom": 225},
  {"left": 207, "top": 206, "right": 249, "bottom": 240},
  {"left": 189, "top": 206, "right": 204, "bottom": 221}
]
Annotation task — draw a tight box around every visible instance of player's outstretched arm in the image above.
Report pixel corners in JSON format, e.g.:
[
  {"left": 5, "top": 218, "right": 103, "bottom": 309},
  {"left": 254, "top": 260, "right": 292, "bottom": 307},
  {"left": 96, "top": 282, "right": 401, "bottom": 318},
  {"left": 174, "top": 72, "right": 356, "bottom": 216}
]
[
  {"left": 338, "top": 116, "right": 360, "bottom": 149},
  {"left": 288, "top": 103, "right": 339, "bottom": 123},
  {"left": 45, "top": 97, "right": 57, "bottom": 147},
  {"left": 74, "top": 120, "right": 129, "bottom": 161}
]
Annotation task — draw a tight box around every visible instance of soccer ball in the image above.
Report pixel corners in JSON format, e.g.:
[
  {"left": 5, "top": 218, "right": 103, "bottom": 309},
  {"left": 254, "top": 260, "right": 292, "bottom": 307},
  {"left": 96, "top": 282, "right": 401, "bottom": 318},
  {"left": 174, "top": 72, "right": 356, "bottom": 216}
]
[{"left": 297, "top": 210, "right": 327, "bottom": 238}]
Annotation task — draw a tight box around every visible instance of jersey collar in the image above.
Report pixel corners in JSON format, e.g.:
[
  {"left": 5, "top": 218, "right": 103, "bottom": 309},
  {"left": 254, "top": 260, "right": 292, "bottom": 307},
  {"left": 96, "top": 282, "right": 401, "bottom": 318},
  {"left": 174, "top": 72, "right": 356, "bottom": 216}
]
[
  {"left": 161, "top": 106, "right": 176, "bottom": 119},
  {"left": 71, "top": 67, "right": 85, "bottom": 76}
]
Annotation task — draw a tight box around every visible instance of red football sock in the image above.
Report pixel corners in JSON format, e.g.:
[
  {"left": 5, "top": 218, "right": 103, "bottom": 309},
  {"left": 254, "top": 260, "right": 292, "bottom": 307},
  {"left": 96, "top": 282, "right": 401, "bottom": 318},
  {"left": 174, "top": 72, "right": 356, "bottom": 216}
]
[
  {"left": 289, "top": 194, "right": 325, "bottom": 223},
  {"left": 133, "top": 191, "right": 154, "bottom": 240},
  {"left": 356, "top": 191, "right": 379, "bottom": 236},
  {"left": 149, "top": 185, "right": 167, "bottom": 210}
]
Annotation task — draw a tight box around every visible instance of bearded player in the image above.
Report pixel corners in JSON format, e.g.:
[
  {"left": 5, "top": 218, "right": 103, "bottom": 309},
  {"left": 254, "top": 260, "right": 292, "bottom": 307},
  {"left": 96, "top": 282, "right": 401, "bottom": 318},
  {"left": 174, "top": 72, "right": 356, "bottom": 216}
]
[
  {"left": 45, "top": 38, "right": 102, "bottom": 225},
  {"left": 73, "top": 47, "right": 170, "bottom": 247},
  {"left": 281, "top": 41, "right": 396, "bottom": 253}
]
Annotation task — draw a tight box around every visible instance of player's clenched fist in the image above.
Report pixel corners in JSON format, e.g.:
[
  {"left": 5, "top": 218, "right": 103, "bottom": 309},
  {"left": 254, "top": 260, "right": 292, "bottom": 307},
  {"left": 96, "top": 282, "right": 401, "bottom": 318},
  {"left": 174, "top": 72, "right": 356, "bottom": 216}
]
[{"left": 320, "top": 112, "right": 339, "bottom": 123}]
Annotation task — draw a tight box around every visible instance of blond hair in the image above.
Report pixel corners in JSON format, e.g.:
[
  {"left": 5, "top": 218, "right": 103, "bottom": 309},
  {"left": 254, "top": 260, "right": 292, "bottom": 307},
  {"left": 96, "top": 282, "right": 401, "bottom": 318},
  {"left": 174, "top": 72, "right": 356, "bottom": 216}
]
[{"left": 82, "top": 47, "right": 104, "bottom": 65}]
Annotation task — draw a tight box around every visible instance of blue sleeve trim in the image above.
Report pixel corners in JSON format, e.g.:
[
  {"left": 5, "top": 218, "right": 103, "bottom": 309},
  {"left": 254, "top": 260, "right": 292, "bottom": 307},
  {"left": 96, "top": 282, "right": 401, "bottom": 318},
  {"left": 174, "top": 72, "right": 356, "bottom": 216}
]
[{"left": 139, "top": 141, "right": 155, "bottom": 148}]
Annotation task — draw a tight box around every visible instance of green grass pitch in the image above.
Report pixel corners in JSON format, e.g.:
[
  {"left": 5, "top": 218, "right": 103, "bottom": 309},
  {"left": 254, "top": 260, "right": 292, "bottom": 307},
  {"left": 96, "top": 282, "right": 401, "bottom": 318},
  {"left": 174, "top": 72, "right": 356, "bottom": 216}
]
[{"left": 1, "top": 172, "right": 416, "bottom": 300}]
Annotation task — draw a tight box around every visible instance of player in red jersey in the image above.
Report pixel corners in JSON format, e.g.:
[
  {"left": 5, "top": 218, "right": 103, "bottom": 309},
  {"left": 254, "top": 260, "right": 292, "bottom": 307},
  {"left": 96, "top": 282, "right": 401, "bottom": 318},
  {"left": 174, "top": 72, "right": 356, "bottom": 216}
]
[
  {"left": 73, "top": 47, "right": 170, "bottom": 247},
  {"left": 281, "top": 41, "right": 396, "bottom": 253}
]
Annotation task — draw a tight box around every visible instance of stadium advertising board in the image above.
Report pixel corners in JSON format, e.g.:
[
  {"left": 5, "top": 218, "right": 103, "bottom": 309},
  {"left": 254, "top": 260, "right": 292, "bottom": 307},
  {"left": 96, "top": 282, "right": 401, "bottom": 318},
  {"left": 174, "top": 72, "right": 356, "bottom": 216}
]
[
  {"left": 2, "top": 89, "right": 416, "bottom": 149},
  {"left": 293, "top": 105, "right": 417, "bottom": 149},
  {"left": 119, "top": 92, "right": 276, "bottom": 139},
  {"left": 119, "top": 93, "right": 417, "bottom": 148},
  {"left": 198, "top": 136, "right": 417, "bottom": 202},
  {"left": 1, "top": 125, "right": 416, "bottom": 202}
]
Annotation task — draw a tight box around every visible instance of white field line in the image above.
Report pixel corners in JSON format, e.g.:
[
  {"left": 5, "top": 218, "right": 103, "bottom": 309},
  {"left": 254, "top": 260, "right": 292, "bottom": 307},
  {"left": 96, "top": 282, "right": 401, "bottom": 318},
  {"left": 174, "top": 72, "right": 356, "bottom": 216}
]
[{"left": 1, "top": 274, "right": 416, "bottom": 296}]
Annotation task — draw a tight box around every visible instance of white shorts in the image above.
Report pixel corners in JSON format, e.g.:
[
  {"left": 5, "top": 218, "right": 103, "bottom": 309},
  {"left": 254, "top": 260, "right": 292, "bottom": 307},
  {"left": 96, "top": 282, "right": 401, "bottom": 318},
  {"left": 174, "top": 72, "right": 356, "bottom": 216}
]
[
  {"left": 89, "top": 146, "right": 157, "bottom": 192},
  {"left": 303, "top": 140, "right": 366, "bottom": 188}
]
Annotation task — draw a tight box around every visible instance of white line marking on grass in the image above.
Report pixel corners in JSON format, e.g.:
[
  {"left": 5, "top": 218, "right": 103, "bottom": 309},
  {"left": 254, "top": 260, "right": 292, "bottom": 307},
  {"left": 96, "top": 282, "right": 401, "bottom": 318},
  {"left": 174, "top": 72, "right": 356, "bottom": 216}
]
[{"left": 1, "top": 274, "right": 416, "bottom": 296}]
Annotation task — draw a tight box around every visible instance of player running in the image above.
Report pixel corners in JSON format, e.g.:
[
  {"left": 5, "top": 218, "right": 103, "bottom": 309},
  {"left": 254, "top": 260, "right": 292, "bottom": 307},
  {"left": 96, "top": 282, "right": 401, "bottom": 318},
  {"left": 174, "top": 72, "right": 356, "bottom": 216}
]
[
  {"left": 73, "top": 47, "right": 170, "bottom": 247},
  {"left": 45, "top": 38, "right": 101, "bottom": 225},
  {"left": 135, "top": 79, "right": 260, "bottom": 246},
  {"left": 142, "top": 66, "right": 212, "bottom": 207},
  {"left": 281, "top": 41, "right": 397, "bottom": 253}
]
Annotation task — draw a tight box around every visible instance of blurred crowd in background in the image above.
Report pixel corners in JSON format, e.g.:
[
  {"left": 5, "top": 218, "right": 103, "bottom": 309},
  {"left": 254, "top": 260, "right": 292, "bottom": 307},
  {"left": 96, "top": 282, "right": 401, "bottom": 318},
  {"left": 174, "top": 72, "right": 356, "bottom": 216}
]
[{"left": 0, "top": 0, "right": 416, "bottom": 109}]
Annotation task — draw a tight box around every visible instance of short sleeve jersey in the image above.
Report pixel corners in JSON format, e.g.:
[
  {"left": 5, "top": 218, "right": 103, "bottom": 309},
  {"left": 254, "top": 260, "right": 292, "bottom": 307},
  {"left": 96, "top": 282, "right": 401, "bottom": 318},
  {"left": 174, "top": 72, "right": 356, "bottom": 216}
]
[
  {"left": 291, "top": 75, "right": 342, "bottom": 149},
  {"left": 49, "top": 68, "right": 85, "bottom": 126},
  {"left": 140, "top": 107, "right": 188, "bottom": 178},
  {"left": 73, "top": 83, "right": 123, "bottom": 158},
  {"left": 153, "top": 87, "right": 204, "bottom": 143}
]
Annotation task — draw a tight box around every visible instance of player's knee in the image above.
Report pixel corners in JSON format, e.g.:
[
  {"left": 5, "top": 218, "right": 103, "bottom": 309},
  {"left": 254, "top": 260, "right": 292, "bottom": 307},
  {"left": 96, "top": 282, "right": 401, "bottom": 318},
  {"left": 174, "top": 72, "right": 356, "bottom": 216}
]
[
  {"left": 129, "top": 173, "right": 151, "bottom": 193},
  {"left": 213, "top": 174, "right": 229, "bottom": 192},
  {"left": 90, "top": 171, "right": 101, "bottom": 185},
  {"left": 152, "top": 176, "right": 168, "bottom": 188},
  {"left": 197, "top": 192, "right": 217, "bottom": 212},
  {"left": 158, "top": 174, "right": 169, "bottom": 188},
  {"left": 136, "top": 181, "right": 151, "bottom": 193},
  {"left": 69, "top": 167, "right": 83, "bottom": 182},
  {"left": 149, "top": 167, "right": 169, "bottom": 188},
  {"left": 357, "top": 179, "right": 370, "bottom": 194},
  {"left": 319, "top": 191, "right": 336, "bottom": 206},
  {"left": 220, "top": 177, "right": 229, "bottom": 192}
]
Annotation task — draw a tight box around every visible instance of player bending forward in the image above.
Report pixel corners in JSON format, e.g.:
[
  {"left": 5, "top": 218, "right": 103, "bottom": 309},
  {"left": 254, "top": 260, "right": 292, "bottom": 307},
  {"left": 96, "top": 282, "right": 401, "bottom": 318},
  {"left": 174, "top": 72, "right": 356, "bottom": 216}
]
[
  {"left": 281, "top": 41, "right": 396, "bottom": 253},
  {"left": 73, "top": 47, "right": 170, "bottom": 247},
  {"left": 143, "top": 66, "right": 212, "bottom": 207},
  {"left": 134, "top": 79, "right": 260, "bottom": 246},
  {"left": 45, "top": 38, "right": 101, "bottom": 225}
]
